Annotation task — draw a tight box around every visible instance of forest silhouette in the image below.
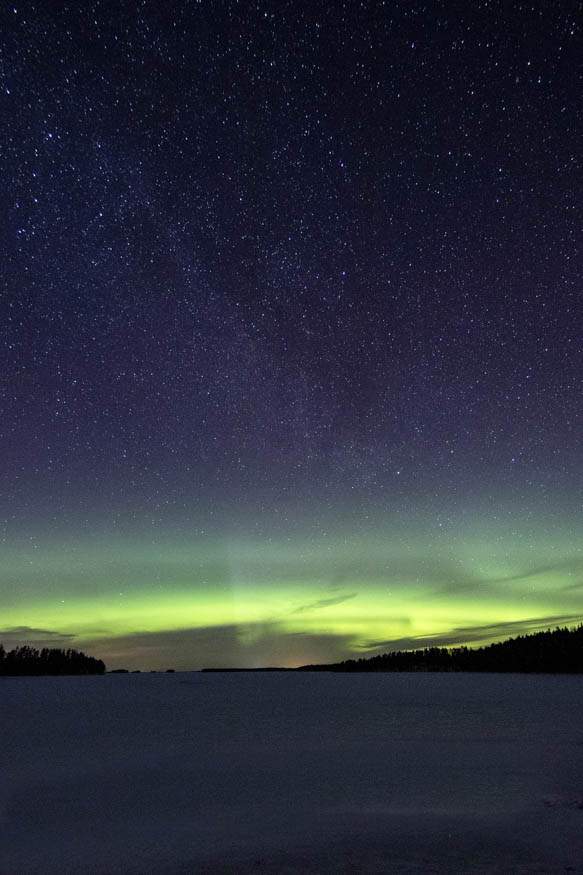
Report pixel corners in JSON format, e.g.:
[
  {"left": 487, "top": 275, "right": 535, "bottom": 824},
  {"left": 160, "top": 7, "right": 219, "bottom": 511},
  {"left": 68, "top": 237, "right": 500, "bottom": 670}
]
[
  {"left": 3, "top": 624, "right": 583, "bottom": 676},
  {"left": 297, "top": 624, "right": 583, "bottom": 673},
  {"left": 0, "top": 644, "right": 105, "bottom": 676}
]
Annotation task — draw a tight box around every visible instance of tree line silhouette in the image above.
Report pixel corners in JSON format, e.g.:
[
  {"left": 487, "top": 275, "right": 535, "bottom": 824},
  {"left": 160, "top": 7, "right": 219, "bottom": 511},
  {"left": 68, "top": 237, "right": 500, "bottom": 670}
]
[
  {"left": 297, "top": 624, "right": 583, "bottom": 673},
  {"left": 0, "top": 644, "right": 105, "bottom": 676}
]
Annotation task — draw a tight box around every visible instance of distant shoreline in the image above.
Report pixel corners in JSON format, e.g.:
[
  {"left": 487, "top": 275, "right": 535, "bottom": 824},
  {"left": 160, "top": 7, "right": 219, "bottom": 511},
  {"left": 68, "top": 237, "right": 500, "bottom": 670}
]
[
  {"left": 202, "top": 624, "right": 583, "bottom": 674},
  {"left": 4, "top": 624, "right": 582, "bottom": 676}
]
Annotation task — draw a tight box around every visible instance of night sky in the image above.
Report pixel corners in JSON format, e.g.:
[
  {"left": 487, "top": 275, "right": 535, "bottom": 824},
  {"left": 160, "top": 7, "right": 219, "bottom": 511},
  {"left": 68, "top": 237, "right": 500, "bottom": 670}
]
[{"left": 1, "top": 1, "right": 582, "bottom": 670}]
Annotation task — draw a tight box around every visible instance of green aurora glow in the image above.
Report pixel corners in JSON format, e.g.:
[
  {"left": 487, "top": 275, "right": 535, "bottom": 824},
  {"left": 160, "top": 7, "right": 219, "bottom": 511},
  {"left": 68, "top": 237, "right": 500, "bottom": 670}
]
[{"left": 3, "top": 509, "right": 583, "bottom": 669}]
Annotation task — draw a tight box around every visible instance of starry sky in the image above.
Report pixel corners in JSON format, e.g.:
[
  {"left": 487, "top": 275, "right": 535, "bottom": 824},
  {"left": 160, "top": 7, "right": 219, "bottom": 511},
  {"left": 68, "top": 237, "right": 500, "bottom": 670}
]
[{"left": 1, "top": 0, "right": 582, "bottom": 670}]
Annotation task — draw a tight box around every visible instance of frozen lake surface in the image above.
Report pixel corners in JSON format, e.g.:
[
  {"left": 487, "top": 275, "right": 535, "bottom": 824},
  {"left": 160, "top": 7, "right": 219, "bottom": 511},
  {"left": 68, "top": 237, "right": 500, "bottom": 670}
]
[{"left": 2, "top": 672, "right": 583, "bottom": 873}]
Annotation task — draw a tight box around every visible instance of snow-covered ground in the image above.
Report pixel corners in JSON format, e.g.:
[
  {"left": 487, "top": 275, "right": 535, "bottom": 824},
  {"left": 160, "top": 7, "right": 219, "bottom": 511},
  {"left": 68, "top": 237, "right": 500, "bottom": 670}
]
[{"left": 2, "top": 672, "right": 583, "bottom": 873}]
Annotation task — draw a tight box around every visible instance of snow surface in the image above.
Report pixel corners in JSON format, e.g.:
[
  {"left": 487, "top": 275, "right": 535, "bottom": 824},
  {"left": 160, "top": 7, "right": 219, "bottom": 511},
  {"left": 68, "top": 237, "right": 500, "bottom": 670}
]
[{"left": 2, "top": 672, "right": 583, "bottom": 873}]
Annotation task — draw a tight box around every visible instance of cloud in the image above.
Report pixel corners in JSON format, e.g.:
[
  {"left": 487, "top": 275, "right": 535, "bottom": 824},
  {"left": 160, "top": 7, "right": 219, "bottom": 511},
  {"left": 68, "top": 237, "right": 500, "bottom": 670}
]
[
  {"left": 488, "top": 558, "right": 583, "bottom": 585},
  {"left": 435, "top": 556, "right": 583, "bottom": 599},
  {"left": 361, "top": 613, "right": 583, "bottom": 653},
  {"left": 291, "top": 593, "right": 358, "bottom": 614},
  {"left": 80, "top": 622, "right": 357, "bottom": 671},
  {"left": 81, "top": 611, "right": 583, "bottom": 671},
  {"left": 0, "top": 626, "right": 77, "bottom": 648}
]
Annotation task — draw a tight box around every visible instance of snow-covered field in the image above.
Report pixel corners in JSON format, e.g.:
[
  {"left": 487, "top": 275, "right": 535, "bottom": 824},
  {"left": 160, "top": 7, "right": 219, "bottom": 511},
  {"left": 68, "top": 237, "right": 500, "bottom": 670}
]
[{"left": 2, "top": 672, "right": 583, "bottom": 873}]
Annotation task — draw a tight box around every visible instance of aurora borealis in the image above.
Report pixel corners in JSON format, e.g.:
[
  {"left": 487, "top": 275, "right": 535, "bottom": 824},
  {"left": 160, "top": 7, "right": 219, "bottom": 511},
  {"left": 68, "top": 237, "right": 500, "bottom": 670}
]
[
  {"left": 3, "top": 503, "right": 583, "bottom": 669},
  {"left": 1, "top": 2, "right": 582, "bottom": 669}
]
